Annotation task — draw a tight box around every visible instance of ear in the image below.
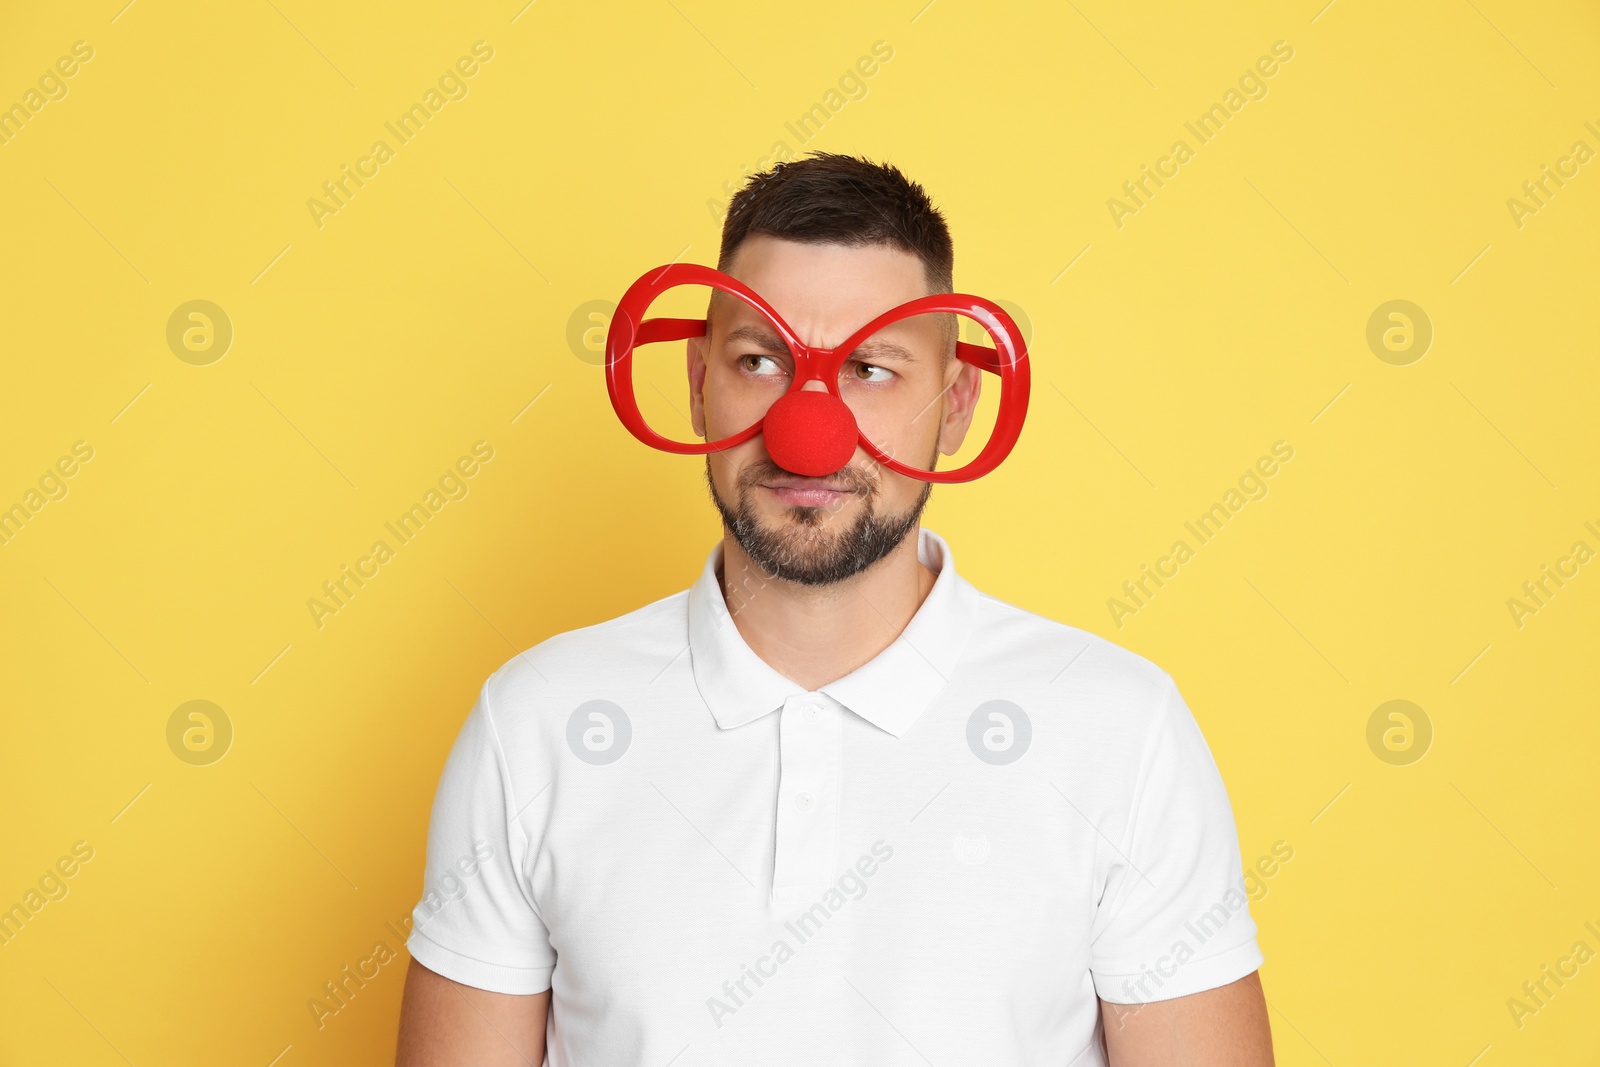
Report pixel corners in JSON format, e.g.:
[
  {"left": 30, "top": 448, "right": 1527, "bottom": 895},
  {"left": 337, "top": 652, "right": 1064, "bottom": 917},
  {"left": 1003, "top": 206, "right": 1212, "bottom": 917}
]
[
  {"left": 937, "top": 362, "right": 982, "bottom": 456},
  {"left": 687, "top": 333, "right": 708, "bottom": 440}
]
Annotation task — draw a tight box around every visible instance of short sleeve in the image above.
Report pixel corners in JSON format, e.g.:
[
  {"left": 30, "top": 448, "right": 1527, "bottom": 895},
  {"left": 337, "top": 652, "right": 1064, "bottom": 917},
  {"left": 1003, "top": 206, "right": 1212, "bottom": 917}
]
[
  {"left": 1089, "top": 676, "right": 1263, "bottom": 1003},
  {"left": 406, "top": 677, "right": 556, "bottom": 994}
]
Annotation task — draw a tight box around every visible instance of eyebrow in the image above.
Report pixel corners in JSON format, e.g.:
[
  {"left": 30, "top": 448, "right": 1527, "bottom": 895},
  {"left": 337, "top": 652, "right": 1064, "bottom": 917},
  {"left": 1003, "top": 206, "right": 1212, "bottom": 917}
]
[
  {"left": 721, "top": 323, "right": 789, "bottom": 355},
  {"left": 720, "top": 323, "right": 920, "bottom": 363}
]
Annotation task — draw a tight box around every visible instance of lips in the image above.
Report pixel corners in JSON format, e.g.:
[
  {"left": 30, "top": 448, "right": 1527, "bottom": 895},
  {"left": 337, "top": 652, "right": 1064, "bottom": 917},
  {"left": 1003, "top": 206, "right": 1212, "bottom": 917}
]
[
  {"left": 763, "top": 477, "right": 853, "bottom": 493},
  {"left": 761, "top": 476, "right": 859, "bottom": 508}
]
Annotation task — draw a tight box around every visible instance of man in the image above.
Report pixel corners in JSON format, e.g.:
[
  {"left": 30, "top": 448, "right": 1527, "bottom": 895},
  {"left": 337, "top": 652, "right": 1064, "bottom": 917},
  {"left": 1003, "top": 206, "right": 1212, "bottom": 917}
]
[{"left": 395, "top": 152, "right": 1274, "bottom": 1065}]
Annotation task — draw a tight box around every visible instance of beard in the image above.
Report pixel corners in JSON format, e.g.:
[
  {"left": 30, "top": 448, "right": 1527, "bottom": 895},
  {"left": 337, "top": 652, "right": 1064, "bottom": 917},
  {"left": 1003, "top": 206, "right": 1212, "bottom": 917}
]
[{"left": 704, "top": 446, "right": 936, "bottom": 588}]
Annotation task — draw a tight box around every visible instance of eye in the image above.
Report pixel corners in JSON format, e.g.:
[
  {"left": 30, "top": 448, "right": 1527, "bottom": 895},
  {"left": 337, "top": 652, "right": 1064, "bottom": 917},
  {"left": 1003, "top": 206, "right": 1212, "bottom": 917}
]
[
  {"left": 847, "top": 360, "right": 895, "bottom": 383},
  {"left": 738, "top": 353, "right": 786, "bottom": 378}
]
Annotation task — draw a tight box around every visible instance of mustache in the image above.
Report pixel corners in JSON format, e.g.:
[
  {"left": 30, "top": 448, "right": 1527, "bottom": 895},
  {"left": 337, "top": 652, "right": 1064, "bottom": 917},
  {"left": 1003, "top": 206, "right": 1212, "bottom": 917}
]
[{"left": 742, "top": 463, "right": 876, "bottom": 495}]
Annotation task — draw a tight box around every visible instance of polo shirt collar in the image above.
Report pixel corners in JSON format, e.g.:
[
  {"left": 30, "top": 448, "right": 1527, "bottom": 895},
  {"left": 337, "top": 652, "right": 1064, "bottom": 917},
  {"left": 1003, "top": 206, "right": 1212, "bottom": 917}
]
[{"left": 687, "top": 526, "right": 978, "bottom": 739}]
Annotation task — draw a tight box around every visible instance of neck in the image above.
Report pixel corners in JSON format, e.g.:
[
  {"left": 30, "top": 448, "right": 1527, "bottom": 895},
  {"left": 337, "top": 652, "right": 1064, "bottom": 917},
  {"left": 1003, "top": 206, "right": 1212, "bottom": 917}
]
[{"left": 717, "top": 527, "right": 937, "bottom": 691}]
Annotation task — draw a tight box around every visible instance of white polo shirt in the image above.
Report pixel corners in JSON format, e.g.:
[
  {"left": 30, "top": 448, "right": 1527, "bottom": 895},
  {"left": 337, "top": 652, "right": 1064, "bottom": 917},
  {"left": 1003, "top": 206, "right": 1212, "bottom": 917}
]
[{"left": 407, "top": 526, "right": 1263, "bottom": 1065}]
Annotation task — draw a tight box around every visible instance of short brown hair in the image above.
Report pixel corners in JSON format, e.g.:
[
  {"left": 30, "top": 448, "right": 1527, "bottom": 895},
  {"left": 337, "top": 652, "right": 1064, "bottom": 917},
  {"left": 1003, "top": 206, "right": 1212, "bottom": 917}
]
[
  {"left": 712, "top": 151, "right": 957, "bottom": 352},
  {"left": 718, "top": 151, "right": 954, "bottom": 294}
]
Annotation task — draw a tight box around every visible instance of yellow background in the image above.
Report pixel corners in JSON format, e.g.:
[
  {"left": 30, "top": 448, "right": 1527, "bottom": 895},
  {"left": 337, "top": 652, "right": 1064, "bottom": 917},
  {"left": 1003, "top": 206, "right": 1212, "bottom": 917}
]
[{"left": 2, "top": 0, "right": 1596, "bottom": 1063}]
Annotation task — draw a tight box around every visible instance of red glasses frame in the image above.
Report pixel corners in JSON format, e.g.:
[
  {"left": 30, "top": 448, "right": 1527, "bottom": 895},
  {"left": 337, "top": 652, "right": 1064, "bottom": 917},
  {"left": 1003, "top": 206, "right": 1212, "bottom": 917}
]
[{"left": 604, "top": 263, "right": 1031, "bottom": 483}]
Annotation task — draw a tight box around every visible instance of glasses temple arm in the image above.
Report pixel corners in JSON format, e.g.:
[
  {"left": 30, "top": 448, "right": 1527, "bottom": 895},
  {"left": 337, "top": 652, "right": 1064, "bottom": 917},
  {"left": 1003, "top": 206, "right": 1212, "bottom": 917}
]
[
  {"left": 635, "top": 318, "right": 708, "bottom": 344},
  {"left": 956, "top": 339, "right": 1014, "bottom": 373}
]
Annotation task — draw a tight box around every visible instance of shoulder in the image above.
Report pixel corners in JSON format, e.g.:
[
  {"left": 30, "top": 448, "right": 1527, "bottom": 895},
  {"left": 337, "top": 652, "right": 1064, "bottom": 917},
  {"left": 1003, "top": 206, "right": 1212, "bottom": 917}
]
[
  {"left": 962, "top": 585, "right": 1181, "bottom": 769},
  {"left": 969, "top": 586, "right": 1175, "bottom": 710},
  {"left": 481, "top": 588, "right": 689, "bottom": 729},
  {"left": 960, "top": 588, "right": 1218, "bottom": 855}
]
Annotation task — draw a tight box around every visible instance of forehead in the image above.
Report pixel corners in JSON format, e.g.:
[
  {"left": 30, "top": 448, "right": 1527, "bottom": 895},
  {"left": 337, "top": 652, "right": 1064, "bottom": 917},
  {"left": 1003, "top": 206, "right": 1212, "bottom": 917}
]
[{"left": 718, "top": 235, "right": 930, "bottom": 341}]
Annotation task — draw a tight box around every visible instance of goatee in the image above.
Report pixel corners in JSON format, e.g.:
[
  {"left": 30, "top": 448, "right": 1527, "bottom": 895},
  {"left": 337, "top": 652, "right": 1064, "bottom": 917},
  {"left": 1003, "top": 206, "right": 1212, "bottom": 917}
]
[{"left": 705, "top": 455, "right": 933, "bottom": 588}]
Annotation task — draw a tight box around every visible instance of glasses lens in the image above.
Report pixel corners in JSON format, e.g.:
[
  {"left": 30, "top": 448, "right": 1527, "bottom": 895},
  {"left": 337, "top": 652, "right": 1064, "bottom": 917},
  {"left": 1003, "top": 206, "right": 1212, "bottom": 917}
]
[
  {"left": 625, "top": 281, "right": 726, "bottom": 449},
  {"left": 848, "top": 309, "right": 1004, "bottom": 477}
]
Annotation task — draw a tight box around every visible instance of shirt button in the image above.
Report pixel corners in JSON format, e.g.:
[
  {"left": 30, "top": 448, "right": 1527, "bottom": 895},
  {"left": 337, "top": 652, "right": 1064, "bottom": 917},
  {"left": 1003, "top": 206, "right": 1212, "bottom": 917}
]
[
  {"left": 803, "top": 704, "right": 819, "bottom": 722},
  {"left": 794, "top": 791, "right": 814, "bottom": 812}
]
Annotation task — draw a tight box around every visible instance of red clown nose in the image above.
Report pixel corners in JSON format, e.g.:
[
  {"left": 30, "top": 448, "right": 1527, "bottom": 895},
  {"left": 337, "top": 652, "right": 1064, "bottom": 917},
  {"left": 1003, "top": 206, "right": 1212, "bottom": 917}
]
[{"left": 761, "top": 389, "right": 859, "bottom": 477}]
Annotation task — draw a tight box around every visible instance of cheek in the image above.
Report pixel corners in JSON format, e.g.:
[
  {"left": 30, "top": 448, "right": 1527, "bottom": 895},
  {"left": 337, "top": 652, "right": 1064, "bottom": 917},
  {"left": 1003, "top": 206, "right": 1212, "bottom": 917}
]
[
  {"left": 709, "top": 439, "right": 765, "bottom": 487},
  {"left": 703, "top": 366, "right": 784, "bottom": 437},
  {"left": 852, "top": 389, "right": 942, "bottom": 459}
]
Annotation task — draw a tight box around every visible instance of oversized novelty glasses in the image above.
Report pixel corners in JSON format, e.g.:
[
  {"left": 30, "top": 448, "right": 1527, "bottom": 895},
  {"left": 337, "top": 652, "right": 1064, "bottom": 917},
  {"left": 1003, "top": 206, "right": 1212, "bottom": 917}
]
[{"left": 604, "top": 263, "right": 1030, "bottom": 483}]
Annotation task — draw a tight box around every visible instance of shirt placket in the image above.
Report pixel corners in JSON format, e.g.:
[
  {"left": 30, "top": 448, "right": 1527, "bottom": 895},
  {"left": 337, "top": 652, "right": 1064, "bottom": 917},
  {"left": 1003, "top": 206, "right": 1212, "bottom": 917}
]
[{"left": 771, "top": 693, "right": 841, "bottom": 904}]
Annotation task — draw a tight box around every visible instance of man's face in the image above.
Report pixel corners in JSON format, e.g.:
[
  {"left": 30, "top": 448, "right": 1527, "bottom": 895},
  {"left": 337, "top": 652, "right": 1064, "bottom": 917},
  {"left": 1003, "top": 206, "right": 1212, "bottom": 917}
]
[{"left": 687, "top": 235, "right": 981, "bottom": 587}]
